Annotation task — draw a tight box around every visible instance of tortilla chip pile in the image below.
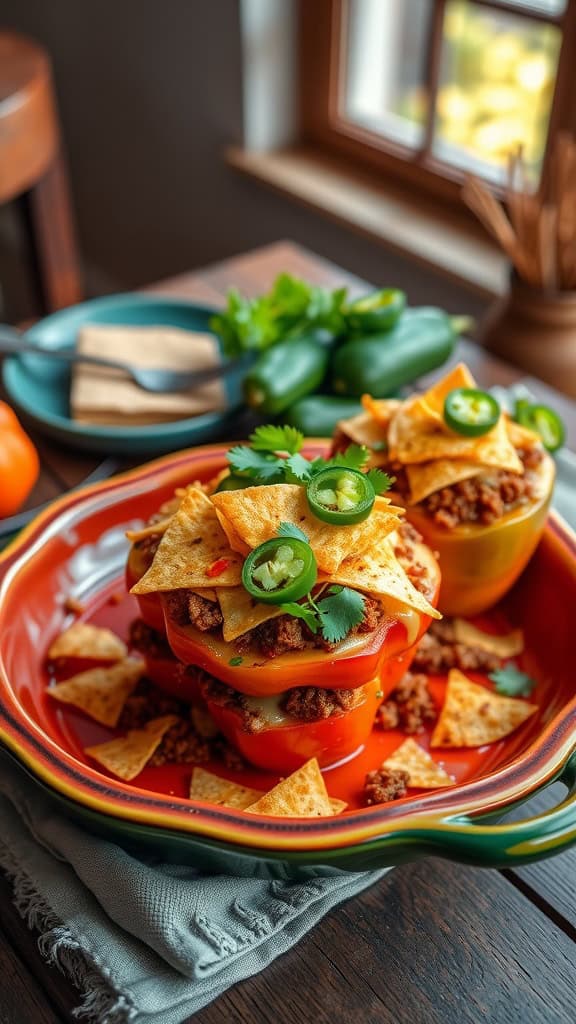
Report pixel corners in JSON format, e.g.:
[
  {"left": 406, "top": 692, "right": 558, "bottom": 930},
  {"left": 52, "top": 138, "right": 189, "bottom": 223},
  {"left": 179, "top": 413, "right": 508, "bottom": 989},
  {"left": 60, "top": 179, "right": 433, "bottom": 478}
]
[
  {"left": 131, "top": 473, "right": 441, "bottom": 638},
  {"left": 341, "top": 364, "right": 541, "bottom": 505}
]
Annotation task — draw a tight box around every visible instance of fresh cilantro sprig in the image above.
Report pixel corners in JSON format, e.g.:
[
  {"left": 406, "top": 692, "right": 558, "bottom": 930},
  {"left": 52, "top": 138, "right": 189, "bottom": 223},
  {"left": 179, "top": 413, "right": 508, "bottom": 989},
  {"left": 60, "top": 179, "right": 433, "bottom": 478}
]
[
  {"left": 250, "top": 424, "right": 304, "bottom": 455},
  {"left": 210, "top": 274, "right": 348, "bottom": 357},
  {"left": 489, "top": 665, "right": 536, "bottom": 697},
  {"left": 227, "top": 428, "right": 393, "bottom": 496},
  {"left": 281, "top": 585, "right": 366, "bottom": 645}
]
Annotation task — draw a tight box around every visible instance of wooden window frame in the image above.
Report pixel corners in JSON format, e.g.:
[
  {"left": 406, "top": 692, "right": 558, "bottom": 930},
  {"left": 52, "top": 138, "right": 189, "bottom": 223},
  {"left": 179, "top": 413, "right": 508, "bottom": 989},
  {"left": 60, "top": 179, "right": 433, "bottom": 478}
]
[{"left": 299, "top": 0, "right": 576, "bottom": 205}]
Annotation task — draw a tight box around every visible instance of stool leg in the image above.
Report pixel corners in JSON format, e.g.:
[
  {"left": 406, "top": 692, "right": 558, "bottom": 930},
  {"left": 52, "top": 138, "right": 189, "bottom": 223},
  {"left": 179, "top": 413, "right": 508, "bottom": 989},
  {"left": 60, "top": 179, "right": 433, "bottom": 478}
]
[{"left": 27, "top": 151, "right": 83, "bottom": 312}]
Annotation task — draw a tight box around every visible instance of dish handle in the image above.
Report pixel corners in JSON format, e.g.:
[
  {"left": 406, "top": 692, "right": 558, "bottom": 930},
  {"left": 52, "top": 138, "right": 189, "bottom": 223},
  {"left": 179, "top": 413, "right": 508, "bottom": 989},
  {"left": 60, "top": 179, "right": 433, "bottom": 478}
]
[{"left": 397, "top": 750, "right": 576, "bottom": 868}]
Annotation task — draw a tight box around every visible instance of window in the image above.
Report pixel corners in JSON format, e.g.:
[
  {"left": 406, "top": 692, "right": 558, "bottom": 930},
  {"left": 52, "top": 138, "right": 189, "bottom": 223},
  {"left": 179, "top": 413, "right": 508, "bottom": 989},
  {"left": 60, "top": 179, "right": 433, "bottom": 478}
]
[{"left": 300, "top": 0, "right": 576, "bottom": 197}]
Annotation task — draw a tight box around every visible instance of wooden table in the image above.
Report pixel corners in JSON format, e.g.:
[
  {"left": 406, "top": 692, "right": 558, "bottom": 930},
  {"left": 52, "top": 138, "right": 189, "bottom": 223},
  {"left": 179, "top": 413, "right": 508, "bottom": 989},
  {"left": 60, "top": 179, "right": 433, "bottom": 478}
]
[{"left": 1, "top": 242, "right": 575, "bottom": 1024}]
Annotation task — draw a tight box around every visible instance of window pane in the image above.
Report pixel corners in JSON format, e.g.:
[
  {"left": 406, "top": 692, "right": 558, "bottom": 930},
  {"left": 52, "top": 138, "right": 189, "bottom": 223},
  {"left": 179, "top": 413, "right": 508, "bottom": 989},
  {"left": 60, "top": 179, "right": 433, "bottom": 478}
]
[
  {"left": 342, "top": 0, "right": 434, "bottom": 149},
  {"left": 433, "top": 0, "right": 562, "bottom": 186},
  {"left": 491, "top": 1, "right": 566, "bottom": 14}
]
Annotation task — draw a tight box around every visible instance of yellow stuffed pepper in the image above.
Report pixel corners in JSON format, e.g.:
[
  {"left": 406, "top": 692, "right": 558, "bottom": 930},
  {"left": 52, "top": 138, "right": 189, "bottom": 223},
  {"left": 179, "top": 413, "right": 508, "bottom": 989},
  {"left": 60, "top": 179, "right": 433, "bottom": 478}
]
[{"left": 334, "top": 364, "right": 556, "bottom": 617}]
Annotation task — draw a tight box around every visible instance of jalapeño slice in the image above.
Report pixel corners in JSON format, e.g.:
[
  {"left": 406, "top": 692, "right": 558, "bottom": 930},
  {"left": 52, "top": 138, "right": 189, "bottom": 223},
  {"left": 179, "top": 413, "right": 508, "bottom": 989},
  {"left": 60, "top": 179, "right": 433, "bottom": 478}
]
[
  {"left": 307, "top": 467, "right": 375, "bottom": 525},
  {"left": 242, "top": 538, "right": 317, "bottom": 605},
  {"left": 515, "top": 400, "right": 565, "bottom": 453},
  {"left": 444, "top": 387, "right": 500, "bottom": 437}
]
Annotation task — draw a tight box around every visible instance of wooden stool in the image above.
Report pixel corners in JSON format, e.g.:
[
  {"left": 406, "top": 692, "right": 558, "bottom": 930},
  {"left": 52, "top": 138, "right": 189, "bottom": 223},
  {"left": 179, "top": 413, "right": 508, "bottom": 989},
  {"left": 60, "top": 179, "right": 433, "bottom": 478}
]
[{"left": 0, "top": 30, "right": 82, "bottom": 312}]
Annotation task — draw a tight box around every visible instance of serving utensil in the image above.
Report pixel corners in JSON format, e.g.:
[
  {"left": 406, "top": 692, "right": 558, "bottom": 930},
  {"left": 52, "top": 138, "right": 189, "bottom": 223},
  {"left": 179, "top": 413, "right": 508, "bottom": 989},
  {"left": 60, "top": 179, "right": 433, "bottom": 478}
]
[{"left": 0, "top": 325, "right": 250, "bottom": 394}]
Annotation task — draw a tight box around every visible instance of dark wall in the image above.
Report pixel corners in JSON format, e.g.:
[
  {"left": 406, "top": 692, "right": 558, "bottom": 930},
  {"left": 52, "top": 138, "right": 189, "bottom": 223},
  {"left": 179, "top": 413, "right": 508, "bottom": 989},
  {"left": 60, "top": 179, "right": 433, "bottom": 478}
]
[{"left": 0, "top": 0, "right": 487, "bottom": 321}]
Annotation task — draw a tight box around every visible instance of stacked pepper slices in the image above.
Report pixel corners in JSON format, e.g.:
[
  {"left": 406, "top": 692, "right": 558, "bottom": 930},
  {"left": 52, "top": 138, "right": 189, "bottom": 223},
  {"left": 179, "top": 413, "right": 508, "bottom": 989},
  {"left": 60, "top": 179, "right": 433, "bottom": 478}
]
[{"left": 126, "top": 428, "right": 441, "bottom": 772}]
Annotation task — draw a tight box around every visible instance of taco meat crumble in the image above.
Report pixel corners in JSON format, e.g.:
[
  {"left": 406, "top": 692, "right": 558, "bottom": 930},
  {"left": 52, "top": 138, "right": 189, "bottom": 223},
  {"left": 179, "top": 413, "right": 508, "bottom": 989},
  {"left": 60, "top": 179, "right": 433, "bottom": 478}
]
[
  {"left": 363, "top": 767, "right": 409, "bottom": 804},
  {"left": 422, "top": 447, "right": 544, "bottom": 529},
  {"left": 412, "top": 620, "right": 501, "bottom": 674},
  {"left": 377, "top": 672, "right": 437, "bottom": 734},
  {"left": 203, "top": 677, "right": 363, "bottom": 732}
]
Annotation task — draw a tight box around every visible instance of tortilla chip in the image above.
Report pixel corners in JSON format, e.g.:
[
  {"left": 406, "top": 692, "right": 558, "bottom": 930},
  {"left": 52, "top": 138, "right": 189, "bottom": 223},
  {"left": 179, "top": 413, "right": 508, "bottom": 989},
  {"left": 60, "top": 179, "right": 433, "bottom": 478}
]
[
  {"left": 505, "top": 416, "right": 542, "bottom": 451},
  {"left": 47, "top": 658, "right": 144, "bottom": 726},
  {"left": 360, "top": 395, "right": 402, "bottom": 428},
  {"left": 329, "top": 797, "right": 348, "bottom": 814},
  {"left": 420, "top": 363, "right": 476, "bottom": 417},
  {"left": 132, "top": 486, "right": 243, "bottom": 594},
  {"left": 125, "top": 517, "right": 173, "bottom": 543},
  {"left": 246, "top": 758, "right": 334, "bottom": 817},
  {"left": 211, "top": 485, "right": 401, "bottom": 575},
  {"left": 189, "top": 767, "right": 264, "bottom": 809},
  {"left": 406, "top": 459, "right": 485, "bottom": 505},
  {"left": 387, "top": 364, "right": 522, "bottom": 473},
  {"left": 389, "top": 395, "right": 522, "bottom": 471},
  {"left": 217, "top": 587, "right": 283, "bottom": 642},
  {"left": 382, "top": 738, "right": 454, "bottom": 788},
  {"left": 85, "top": 714, "right": 178, "bottom": 780},
  {"left": 329, "top": 536, "right": 441, "bottom": 619},
  {"left": 430, "top": 669, "right": 537, "bottom": 748},
  {"left": 48, "top": 622, "right": 127, "bottom": 662},
  {"left": 452, "top": 620, "right": 524, "bottom": 658},
  {"left": 214, "top": 508, "right": 251, "bottom": 556}
]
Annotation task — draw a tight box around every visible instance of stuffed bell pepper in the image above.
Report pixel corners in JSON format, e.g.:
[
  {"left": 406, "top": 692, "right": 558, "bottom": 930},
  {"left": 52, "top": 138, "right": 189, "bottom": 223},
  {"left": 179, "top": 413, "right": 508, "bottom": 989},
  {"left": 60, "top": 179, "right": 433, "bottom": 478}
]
[
  {"left": 334, "top": 364, "right": 556, "bottom": 616},
  {"left": 129, "top": 428, "right": 441, "bottom": 772}
]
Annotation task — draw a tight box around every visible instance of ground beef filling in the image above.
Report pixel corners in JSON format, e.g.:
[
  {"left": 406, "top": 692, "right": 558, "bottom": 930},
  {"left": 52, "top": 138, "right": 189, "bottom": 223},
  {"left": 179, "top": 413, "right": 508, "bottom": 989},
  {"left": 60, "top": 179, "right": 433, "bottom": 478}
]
[
  {"left": 203, "top": 677, "right": 364, "bottom": 733},
  {"left": 118, "top": 675, "right": 246, "bottom": 770},
  {"left": 412, "top": 619, "right": 501, "bottom": 674},
  {"left": 129, "top": 619, "right": 173, "bottom": 659},
  {"left": 165, "top": 588, "right": 384, "bottom": 659},
  {"left": 393, "top": 520, "right": 433, "bottom": 599},
  {"left": 377, "top": 672, "right": 437, "bottom": 734},
  {"left": 421, "top": 446, "right": 545, "bottom": 529},
  {"left": 363, "top": 767, "right": 409, "bottom": 805}
]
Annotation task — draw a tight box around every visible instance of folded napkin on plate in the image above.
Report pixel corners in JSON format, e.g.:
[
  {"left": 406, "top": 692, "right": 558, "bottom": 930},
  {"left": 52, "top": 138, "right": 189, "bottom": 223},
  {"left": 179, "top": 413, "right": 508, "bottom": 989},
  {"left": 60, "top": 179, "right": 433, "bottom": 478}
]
[
  {"left": 0, "top": 754, "right": 386, "bottom": 1024},
  {"left": 70, "top": 325, "right": 226, "bottom": 426}
]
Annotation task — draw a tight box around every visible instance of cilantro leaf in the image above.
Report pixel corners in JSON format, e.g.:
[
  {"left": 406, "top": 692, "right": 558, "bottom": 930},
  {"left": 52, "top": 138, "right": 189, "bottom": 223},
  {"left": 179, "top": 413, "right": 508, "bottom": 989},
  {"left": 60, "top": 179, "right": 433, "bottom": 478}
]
[
  {"left": 311, "top": 444, "right": 370, "bottom": 476},
  {"left": 284, "top": 453, "right": 313, "bottom": 483},
  {"left": 277, "top": 522, "right": 309, "bottom": 542},
  {"left": 249, "top": 424, "right": 304, "bottom": 455},
  {"left": 489, "top": 665, "right": 536, "bottom": 698},
  {"left": 210, "top": 275, "right": 349, "bottom": 357},
  {"left": 366, "top": 468, "right": 394, "bottom": 495},
  {"left": 316, "top": 586, "right": 366, "bottom": 644},
  {"left": 279, "top": 601, "right": 319, "bottom": 634},
  {"left": 227, "top": 446, "right": 283, "bottom": 480}
]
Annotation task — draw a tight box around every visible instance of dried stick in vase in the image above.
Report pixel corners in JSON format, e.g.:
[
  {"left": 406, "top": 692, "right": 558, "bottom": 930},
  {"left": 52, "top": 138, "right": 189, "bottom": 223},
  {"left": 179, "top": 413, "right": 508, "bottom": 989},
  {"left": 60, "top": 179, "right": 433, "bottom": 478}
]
[{"left": 462, "top": 175, "right": 531, "bottom": 284}]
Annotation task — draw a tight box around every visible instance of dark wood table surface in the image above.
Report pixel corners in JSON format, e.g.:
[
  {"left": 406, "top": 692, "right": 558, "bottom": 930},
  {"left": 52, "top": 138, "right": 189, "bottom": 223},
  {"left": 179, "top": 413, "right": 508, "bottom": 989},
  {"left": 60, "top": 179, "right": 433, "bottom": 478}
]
[{"left": 1, "top": 241, "right": 575, "bottom": 1024}]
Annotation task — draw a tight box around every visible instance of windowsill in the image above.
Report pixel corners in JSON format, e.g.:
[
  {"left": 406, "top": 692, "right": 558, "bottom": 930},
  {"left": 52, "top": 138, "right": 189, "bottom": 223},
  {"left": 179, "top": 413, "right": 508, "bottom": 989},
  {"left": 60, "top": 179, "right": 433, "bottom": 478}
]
[{"left": 226, "top": 144, "right": 508, "bottom": 300}]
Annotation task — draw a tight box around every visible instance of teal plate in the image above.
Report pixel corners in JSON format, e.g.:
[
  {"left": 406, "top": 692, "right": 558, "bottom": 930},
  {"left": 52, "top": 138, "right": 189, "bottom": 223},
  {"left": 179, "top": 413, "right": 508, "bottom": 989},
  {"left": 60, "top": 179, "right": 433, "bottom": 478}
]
[{"left": 2, "top": 294, "right": 247, "bottom": 454}]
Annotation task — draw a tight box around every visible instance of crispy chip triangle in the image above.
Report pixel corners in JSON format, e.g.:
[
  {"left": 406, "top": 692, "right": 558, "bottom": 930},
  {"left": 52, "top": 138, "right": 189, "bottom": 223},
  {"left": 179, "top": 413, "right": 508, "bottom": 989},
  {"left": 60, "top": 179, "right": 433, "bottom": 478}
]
[
  {"left": 47, "top": 658, "right": 144, "bottom": 726},
  {"left": 125, "top": 517, "right": 173, "bottom": 543},
  {"left": 48, "top": 622, "right": 127, "bottom": 662},
  {"left": 452, "top": 620, "right": 524, "bottom": 658},
  {"left": 217, "top": 587, "right": 283, "bottom": 642},
  {"left": 360, "top": 395, "right": 402, "bottom": 428},
  {"left": 85, "top": 715, "right": 178, "bottom": 780},
  {"left": 189, "top": 767, "right": 264, "bottom": 809},
  {"left": 246, "top": 758, "right": 334, "bottom": 817},
  {"left": 211, "top": 485, "right": 401, "bottom": 574},
  {"left": 387, "top": 364, "right": 522, "bottom": 473},
  {"left": 328, "top": 536, "right": 441, "bottom": 619},
  {"left": 382, "top": 738, "right": 453, "bottom": 788},
  {"left": 132, "top": 487, "right": 243, "bottom": 594},
  {"left": 406, "top": 459, "right": 484, "bottom": 505},
  {"left": 431, "top": 669, "right": 537, "bottom": 748}
]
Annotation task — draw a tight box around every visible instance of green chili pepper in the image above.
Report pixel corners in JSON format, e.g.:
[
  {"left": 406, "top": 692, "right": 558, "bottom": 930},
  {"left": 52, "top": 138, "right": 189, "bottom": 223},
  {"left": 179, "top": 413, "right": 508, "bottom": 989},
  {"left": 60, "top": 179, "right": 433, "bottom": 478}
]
[
  {"left": 331, "top": 308, "right": 471, "bottom": 398},
  {"left": 444, "top": 388, "right": 501, "bottom": 437},
  {"left": 283, "top": 395, "right": 366, "bottom": 436},
  {"left": 241, "top": 538, "right": 317, "bottom": 604},
  {"left": 515, "top": 400, "right": 565, "bottom": 453},
  {"left": 243, "top": 336, "right": 329, "bottom": 415},
  {"left": 307, "top": 467, "right": 375, "bottom": 525},
  {"left": 343, "top": 289, "right": 406, "bottom": 334}
]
